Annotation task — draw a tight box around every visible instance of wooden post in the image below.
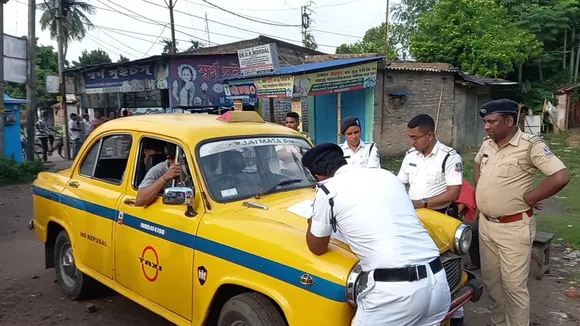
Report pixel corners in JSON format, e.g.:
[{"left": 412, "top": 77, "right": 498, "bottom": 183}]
[
  {"left": 269, "top": 98, "right": 275, "bottom": 123},
  {"left": 337, "top": 92, "right": 342, "bottom": 143}
]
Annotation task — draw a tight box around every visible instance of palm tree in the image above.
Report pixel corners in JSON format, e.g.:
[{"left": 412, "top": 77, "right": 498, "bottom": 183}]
[
  {"left": 187, "top": 40, "right": 204, "bottom": 52},
  {"left": 38, "top": 1, "right": 96, "bottom": 58},
  {"left": 162, "top": 39, "right": 178, "bottom": 54},
  {"left": 305, "top": 33, "right": 318, "bottom": 50}
]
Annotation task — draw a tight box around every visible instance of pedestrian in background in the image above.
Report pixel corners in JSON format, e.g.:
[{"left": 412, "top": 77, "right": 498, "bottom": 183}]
[
  {"left": 35, "top": 111, "right": 51, "bottom": 162},
  {"left": 68, "top": 113, "right": 82, "bottom": 160},
  {"left": 474, "top": 99, "right": 570, "bottom": 326}
]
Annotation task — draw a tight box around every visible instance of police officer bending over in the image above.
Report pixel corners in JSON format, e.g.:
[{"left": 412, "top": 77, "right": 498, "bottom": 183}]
[
  {"left": 339, "top": 116, "right": 381, "bottom": 168},
  {"left": 302, "top": 142, "right": 450, "bottom": 326},
  {"left": 398, "top": 114, "right": 463, "bottom": 212}
]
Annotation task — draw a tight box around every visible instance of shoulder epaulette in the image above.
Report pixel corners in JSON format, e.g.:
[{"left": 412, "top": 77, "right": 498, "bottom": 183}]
[
  {"left": 520, "top": 133, "right": 543, "bottom": 145},
  {"left": 406, "top": 147, "right": 417, "bottom": 154}
]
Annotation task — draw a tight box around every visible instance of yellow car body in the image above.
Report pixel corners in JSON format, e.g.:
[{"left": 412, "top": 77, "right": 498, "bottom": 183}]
[{"left": 29, "top": 111, "right": 482, "bottom": 326}]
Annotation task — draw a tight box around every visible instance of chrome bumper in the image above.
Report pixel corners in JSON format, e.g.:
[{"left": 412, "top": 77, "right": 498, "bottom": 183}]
[
  {"left": 445, "top": 273, "right": 484, "bottom": 318},
  {"left": 27, "top": 219, "right": 34, "bottom": 230}
]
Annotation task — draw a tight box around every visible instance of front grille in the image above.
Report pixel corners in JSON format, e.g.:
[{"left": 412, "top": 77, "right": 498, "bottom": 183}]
[{"left": 441, "top": 252, "right": 462, "bottom": 294}]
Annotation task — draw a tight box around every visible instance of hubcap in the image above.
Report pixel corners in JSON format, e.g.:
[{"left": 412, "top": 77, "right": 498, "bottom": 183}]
[{"left": 60, "top": 243, "right": 76, "bottom": 288}]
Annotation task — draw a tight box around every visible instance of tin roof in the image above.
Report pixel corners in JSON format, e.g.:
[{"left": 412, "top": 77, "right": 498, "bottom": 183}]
[
  {"left": 222, "top": 56, "right": 385, "bottom": 82},
  {"left": 384, "top": 61, "right": 456, "bottom": 72}
]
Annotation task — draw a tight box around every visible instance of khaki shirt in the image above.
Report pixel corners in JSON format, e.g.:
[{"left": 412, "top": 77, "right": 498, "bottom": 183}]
[{"left": 475, "top": 129, "right": 566, "bottom": 217}]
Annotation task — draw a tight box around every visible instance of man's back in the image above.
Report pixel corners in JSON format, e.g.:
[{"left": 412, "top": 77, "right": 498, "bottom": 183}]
[{"left": 323, "top": 166, "right": 440, "bottom": 271}]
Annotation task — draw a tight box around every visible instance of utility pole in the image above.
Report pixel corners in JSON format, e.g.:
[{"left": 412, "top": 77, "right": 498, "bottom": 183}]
[
  {"left": 168, "top": 0, "right": 177, "bottom": 53},
  {"left": 385, "top": 0, "right": 390, "bottom": 57},
  {"left": 0, "top": 0, "right": 8, "bottom": 157},
  {"left": 301, "top": 3, "right": 313, "bottom": 48},
  {"left": 55, "top": 0, "right": 71, "bottom": 160},
  {"left": 26, "top": 0, "right": 36, "bottom": 161},
  {"left": 205, "top": 12, "right": 210, "bottom": 46}
]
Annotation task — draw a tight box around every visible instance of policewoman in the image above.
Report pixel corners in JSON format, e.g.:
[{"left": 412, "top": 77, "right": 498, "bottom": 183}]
[
  {"left": 302, "top": 142, "right": 450, "bottom": 326},
  {"left": 339, "top": 116, "right": 381, "bottom": 168},
  {"left": 396, "top": 114, "right": 465, "bottom": 325},
  {"left": 475, "top": 99, "right": 569, "bottom": 326}
]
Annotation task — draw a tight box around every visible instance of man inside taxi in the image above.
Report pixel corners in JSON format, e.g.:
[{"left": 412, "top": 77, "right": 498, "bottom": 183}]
[{"left": 135, "top": 143, "right": 182, "bottom": 207}]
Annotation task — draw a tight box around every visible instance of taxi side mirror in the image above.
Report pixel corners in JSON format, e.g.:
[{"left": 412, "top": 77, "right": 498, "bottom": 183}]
[{"left": 163, "top": 186, "right": 195, "bottom": 205}]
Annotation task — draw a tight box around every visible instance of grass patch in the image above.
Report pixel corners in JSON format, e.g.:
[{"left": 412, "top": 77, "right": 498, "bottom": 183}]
[
  {"left": 0, "top": 156, "right": 46, "bottom": 186},
  {"left": 381, "top": 133, "right": 580, "bottom": 247}
]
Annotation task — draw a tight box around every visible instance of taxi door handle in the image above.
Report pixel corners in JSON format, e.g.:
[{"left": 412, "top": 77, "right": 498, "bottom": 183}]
[
  {"left": 68, "top": 181, "right": 79, "bottom": 188},
  {"left": 124, "top": 198, "right": 136, "bottom": 206}
]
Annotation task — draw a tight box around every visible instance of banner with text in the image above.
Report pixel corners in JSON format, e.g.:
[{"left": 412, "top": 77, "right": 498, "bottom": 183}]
[
  {"left": 293, "top": 62, "right": 378, "bottom": 97},
  {"left": 254, "top": 75, "right": 294, "bottom": 98}
]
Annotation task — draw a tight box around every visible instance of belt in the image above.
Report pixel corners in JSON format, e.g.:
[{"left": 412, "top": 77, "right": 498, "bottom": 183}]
[
  {"left": 373, "top": 257, "right": 443, "bottom": 282},
  {"left": 484, "top": 209, "right": 533, "bottom": 223}
]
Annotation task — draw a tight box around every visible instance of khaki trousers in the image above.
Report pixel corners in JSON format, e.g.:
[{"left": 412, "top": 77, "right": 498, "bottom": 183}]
[{"left": 479, "top": 211, "right": 536, "bottom": 326}]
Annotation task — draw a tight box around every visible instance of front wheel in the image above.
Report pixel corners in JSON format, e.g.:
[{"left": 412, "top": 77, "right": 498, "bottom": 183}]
[
  {"left": 218, "top": 293, "right": 286, "bottom": 326},
  {"left": 53, "top": 230, "right": 96, "bottom": 300}
]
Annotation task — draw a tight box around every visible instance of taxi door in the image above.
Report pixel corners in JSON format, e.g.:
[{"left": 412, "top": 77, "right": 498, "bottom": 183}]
[
  {"left": 114, "top": 134, "right": 202, "bottom": 321},
  {"left": 60, "top": 132, "right": 135, "bottom": 279}
]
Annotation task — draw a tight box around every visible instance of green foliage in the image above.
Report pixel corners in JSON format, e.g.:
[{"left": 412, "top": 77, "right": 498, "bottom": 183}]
[
  {"left": 391, "top": 0, "right": 439, "bottom": 57},
  {"left": 410, "top": 0, "right": 542, "bottom": 77},
  {"left": 0, "top": 157, "right": 45, "bottom": 186},
  {"left": 162, "top": 39, "right": 178, "bottom": 54},
  {"left": 305, "top": 33, "right": 318, "bottom": 51},
  {"left": 117, "top": 55, "right": 130, "bottom": 63},
  {"left": 335, "top": 22, "right": 399, "bottom": 58},
  {"left": 71, "top": 49, "right": 112, "bottom": 68}
]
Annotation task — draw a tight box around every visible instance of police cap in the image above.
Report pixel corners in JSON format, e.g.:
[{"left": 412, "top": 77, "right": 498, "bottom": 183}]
[
  {"left": 301, "top": 142, "right": 344, "bottom": 170},
  {"left": 479, "top": 99, "right": 519, "bottom": 118},
  {"left": 340, "top": 116, "right": 361, "bottom": 135}
]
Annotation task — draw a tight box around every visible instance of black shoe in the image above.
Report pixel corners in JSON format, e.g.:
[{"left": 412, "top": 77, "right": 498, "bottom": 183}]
[{"left": 450, "top": 317, "right": 465, "bottom": 326}]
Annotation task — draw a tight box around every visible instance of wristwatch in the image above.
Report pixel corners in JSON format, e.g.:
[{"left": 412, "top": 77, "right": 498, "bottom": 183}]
[{"left": 421, "top": 198, "right": 428, "bottom": 208}]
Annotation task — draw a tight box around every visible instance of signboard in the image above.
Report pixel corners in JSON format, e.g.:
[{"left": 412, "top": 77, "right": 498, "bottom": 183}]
[
  {"left": 223, "top": 83, "right": 258, "bottom": 105},
  {"left": 293, "top": 62, "right": 378, "bottom": 96},
  {"left": 3, "top": 33, "right": 28, "bottom": 84},
  {"left": 46, "top": 75, "right": 60, "bottom": 93},
  {"left": 254, "top": 75, "right": 294, "bottom": 98},
  {"left": 169, "top": 55, "right": 244, "bottom": 107},
  {"left": 82, "top": 60, "right": 169, "bottom": 94},
  {"left": 237, "top": 43, "right": 280, "bottom": 76}
]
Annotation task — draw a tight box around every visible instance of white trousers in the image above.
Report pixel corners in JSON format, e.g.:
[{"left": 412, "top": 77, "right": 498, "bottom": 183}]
[{"left": 352, "top": 266, "right": 451, "bottom": 326}]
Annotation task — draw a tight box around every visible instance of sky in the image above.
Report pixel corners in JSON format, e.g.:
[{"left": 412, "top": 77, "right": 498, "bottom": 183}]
[{"left": 4, "top": 0, "right": 396, "bottom": 63}]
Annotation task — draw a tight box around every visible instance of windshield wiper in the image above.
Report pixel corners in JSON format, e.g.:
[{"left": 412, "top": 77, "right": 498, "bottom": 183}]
[{"left": 255, "top": 179, "right": 303, "bottom": 199}]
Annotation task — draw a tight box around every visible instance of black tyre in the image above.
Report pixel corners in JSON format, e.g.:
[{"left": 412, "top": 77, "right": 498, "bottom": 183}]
[
  {"left": 218, "top": 293, "right": 286, "bottom": 326},
  {"left": 53, "top": 230, "right": 95, "bottom": 300}
]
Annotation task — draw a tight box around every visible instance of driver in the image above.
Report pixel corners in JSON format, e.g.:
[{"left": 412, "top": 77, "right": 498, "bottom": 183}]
[{"left": 135, "top": 143, "right": 181, "bottom": 207}]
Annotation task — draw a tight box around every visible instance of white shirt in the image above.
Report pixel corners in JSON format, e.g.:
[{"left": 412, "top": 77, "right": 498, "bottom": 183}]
[
  {"left": 397, "top": 141, "right": 463, "bottom": 207},
  {"left": 68, "top": 119, "right": 82, "bottom": 141},
  {"left": 340, "top": 141, "right": 381, "bottom": 168},
  {"left": 310, "top": 165, "right": 440, "bottom": 272}
]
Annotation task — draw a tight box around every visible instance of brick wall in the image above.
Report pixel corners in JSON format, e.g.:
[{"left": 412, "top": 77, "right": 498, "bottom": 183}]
[
  {"left": 373, "top": 69, "right": 456, "bottom": 156},
  {"left": 260, "top": 97, "right": 310, "bottom": 132}
]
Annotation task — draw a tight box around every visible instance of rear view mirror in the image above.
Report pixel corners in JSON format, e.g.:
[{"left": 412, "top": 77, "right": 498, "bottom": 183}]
[{"left": 162, "top": 187, "right": 194, "bottom": 205}]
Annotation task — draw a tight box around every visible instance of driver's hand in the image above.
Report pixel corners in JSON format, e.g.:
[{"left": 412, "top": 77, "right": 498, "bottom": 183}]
[{"left": 163, "top": 162, "right": 181, "bottom": 181}]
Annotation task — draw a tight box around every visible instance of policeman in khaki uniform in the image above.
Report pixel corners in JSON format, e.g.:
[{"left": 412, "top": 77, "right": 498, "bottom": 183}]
[
  {"left": 474, "top": 99, "right": 570, "bottom": 326},
  {"left": 339, "top": 116, "right": 381, "bottom": 168},
  {"left": 397, "top": 114, "right": 465, "bottom": 326}
]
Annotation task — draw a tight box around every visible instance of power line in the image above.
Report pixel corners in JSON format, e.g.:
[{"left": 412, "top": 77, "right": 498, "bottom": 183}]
[
  {"left": 94, "top": 27, "right": 149, "bottom": 57},
  {"left": 182, "top": 0, "right": 297, "bottom": 12},
  {"left": 143, "top": 25, "right": 167, "bottom": 57},
  {"left": 200, "top": 0, "right": 301, "bottom": 27},
  {"left": 310, "top": 28, "right": 363, "bottom": 39}
]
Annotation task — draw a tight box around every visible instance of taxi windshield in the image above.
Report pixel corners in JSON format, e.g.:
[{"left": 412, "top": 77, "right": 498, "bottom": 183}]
[{"left": 198, "top": 136, "right": 316, "bottom": 202}]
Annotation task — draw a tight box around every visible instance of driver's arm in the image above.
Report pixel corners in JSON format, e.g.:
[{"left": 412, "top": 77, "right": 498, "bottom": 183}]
[{"left": 136, "top": 161, "right": 178, "bottom": 207}]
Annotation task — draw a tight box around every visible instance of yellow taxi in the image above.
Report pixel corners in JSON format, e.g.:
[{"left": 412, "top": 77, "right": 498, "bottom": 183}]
[{"left": 28, "top": 110, "right": 483, "bottom": 326}]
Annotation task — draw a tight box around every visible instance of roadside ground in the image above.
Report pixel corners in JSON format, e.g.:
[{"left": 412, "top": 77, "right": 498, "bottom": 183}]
[{"left": 0, "top": 133, "right": 579, "bottom": 325}]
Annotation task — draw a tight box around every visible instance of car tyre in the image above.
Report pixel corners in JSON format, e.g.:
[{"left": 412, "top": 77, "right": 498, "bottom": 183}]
[
  {"left": 54, "top": 230, "right": 96, "bottom": 300},
  {"left": 218, "top": 293, "right": 286, "bottom": 326}
]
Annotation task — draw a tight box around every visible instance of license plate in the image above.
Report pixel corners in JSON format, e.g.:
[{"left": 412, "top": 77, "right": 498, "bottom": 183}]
[{"left": 440, "top": 318, "right": 451, "bottom": 326}]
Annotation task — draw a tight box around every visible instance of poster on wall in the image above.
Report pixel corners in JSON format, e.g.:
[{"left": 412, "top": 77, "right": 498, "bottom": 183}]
[
  {"left": 82, "top": 60, "right": 169, "bottom": 94},
  {"left": 223, "top": 83, "right": 258, "bottom": 105},
  {"left": 169, "top": 55, "right": 242, "bottom": 107},
  {"left": 254, "top": 75, "right": 294, "bottom": 98},
  {"left": 292, "top": 61, "right": 378, "bottom": 97}
]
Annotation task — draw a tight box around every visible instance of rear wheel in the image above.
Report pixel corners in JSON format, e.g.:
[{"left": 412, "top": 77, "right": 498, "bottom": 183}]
[
  {"left": 53, "top": 230, "right": 96, "bottom": 300},
  {"left": 218, "top": 293, "right": 286, "bottom": 326}
]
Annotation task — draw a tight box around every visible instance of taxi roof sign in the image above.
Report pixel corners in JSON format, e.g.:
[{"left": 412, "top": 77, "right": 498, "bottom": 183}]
[{"left": 216, "top": 110, "right": 265, "bottom": 123}]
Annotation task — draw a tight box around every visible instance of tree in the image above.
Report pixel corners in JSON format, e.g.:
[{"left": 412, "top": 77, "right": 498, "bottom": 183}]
[
  {"left": 305, "top": 33, "right": 318, "bottom": 50},
  {"left": 6, "top": 41, "right": 59, "bottom": 108},
  {"left": 391, "top": 0, "right": 439, "bottom": 56},
  {"left": 38, "top": 1, "right": 96, "bottom": 58},
  {"left": 187, "top": 40, "right": 204, "bottom": 51},
  {"left": 118, "top": 55, "right": 130, "bottom": 63},
  {"left": 335, "top": 22, "right": 399, "bottom": 58},
  {"left": 410, "top": 0, "right": 542, "bottom": 77},
  {"left": 71, "top": 49, "right": 112, "bottom": 68},
  {"left": 162, "top": 39, "right": 178, "bottom": 54}
]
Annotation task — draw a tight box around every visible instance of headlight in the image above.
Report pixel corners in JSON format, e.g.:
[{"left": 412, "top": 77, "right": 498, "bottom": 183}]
[
  {"left": 454, "top": 223, "right": 472, "bottom": 255},
  {"left": 345, "top": 262, "right": 363, "bottom": 307}
]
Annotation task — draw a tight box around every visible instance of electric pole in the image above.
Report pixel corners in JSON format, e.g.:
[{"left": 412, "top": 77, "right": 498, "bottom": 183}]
[
  {"left": 0, "top": 0, "right": 8, "bottom": 158},
  {"left": 301, "top": 3, "right": 314, "bottom": 48},
  {"left": 205, "top": 12, "right": 210, "bottom": 46},
  {"left": 55, "top": 0, "right": 71, "bottom": 160},
  {"left": 168, "top": 0, "right": 177, "bottom": 53},
  {"left": 385, "top": 0, "right": 390, "bottom": 57},
  {"left": 27, "top": 0, "right": 36, "bottom": 161}
]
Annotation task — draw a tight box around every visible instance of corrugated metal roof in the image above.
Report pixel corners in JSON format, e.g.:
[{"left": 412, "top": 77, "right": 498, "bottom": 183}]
[
  {"left": 384, "top": 61, "right": 456, "bottom": 72},
  {"left": 222, "top": 56, "right": 385, "bottom": 82}
]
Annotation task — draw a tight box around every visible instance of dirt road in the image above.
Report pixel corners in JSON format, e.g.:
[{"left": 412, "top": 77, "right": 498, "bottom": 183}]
[{"left": 1, "top": 181, "right": 579, "bottom": 325}]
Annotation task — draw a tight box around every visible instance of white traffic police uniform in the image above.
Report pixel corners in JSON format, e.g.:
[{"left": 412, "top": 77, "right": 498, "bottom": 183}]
[
  {"left": 397, "top": 141, "right": 463, "bottom": 210},
  {"left": 340, "top": 141, "right": 381, "bottom": 168},
  {"left": 310, "top": 165, "right": 450, "bottom": 325}
]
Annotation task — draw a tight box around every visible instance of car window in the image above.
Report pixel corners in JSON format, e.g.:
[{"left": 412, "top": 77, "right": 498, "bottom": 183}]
[
  {"left": 198, "top": 136, "right": 315, "bottom": 202},
  {"left": 79, "top": 134, "right": 133, "bottom": 185}
]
